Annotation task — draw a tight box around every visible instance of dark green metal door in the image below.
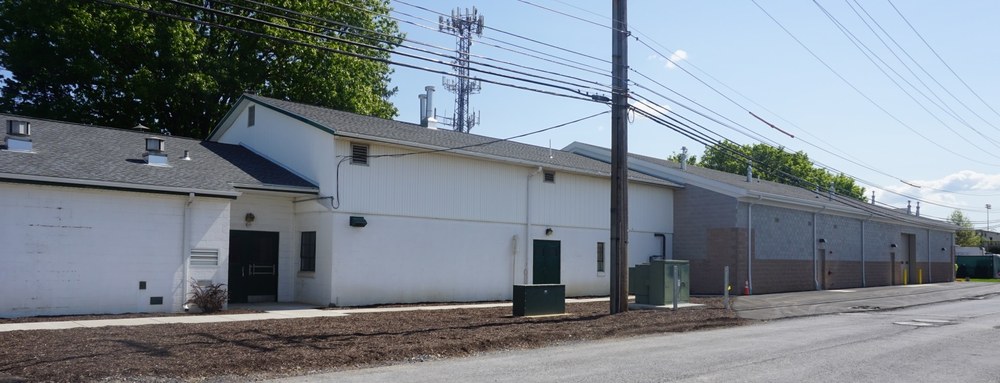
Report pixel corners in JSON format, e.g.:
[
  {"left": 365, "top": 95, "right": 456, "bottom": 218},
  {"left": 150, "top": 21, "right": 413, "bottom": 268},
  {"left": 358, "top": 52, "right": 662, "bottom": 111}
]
[
  {"left": 228, "top": 230, "right": 279, "bottom": 303},
  {"left": 533, "top": 240, "right": 561, "bottom": 284}
]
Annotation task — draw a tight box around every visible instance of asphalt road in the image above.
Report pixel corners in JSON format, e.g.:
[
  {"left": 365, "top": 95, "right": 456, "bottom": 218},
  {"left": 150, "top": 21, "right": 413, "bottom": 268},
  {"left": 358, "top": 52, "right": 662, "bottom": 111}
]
[{"left": 271, "top": 295, "right": 1000, "bottom": 382}]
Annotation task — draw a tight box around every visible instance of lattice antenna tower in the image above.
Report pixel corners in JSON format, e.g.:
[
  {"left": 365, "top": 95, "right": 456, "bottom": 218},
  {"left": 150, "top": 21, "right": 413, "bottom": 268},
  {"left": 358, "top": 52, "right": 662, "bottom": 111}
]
[{"left": 439, "top": 7, "right": 484, "bottom": 133}]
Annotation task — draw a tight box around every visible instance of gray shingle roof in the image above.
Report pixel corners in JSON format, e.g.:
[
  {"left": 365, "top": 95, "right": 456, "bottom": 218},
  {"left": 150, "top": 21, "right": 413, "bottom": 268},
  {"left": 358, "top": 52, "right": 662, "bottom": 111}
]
[
  {"left": 238, "top": 94, "right": 679, "bottom": 187},
  {"left": 0, "top": 114, "right": 317, "bottom": 196},
  {"left": 566, "top": 141, "right": 954, "bottom": 229}
]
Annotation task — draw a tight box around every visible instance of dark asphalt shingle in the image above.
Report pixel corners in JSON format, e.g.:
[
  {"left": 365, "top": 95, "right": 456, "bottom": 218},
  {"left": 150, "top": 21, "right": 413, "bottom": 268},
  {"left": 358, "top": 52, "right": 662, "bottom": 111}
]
[
  {"left": 242, "top": 94, "right": 678, "bottom": 187},
  {"left": 0, "top": 114, "right": 316, "bottom": 195}
]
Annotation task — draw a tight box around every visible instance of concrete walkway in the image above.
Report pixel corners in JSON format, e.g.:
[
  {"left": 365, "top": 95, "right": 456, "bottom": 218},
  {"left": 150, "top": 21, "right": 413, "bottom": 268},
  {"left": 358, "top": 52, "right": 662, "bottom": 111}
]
[
  {"left": 0, "top": 297, "right": 615, "bottom": 333},
  {"left": 732, "top": 281, "right": 1000, "bottom": 320}
]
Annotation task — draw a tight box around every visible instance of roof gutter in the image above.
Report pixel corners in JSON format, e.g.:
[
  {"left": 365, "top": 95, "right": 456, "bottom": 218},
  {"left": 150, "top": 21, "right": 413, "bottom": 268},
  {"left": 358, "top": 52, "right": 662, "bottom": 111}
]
[{"left": 0, "top": 172, "right": 242, "bottom": 198}]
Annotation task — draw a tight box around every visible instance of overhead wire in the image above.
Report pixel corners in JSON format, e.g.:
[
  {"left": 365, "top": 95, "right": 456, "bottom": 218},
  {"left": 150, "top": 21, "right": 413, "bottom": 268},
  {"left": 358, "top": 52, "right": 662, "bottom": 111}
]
[
  {"left": 750, "top": 0, "right": 1000, "bottom": 167},
  {"left": 92, "top": 0, "right": 599, "bottom": 103},
  {"left": 887, "top": 0, "right": 1000, "bottom": 121},
  {"left": 522, "top": 0, "right": 985, "bottom": 213},
  {"left": 810, "top": 0, "right": 1000, "bottom": 153}
]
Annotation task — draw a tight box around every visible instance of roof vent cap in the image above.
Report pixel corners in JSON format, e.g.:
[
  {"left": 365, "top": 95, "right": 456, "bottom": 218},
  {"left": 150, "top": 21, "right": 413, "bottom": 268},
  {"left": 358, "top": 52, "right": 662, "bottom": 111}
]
[
  {"left": 4, "top": 120, "right": 33, "bottom": 152},
  {"left": 7, "top": 120, "right": 30, "bottom": 136},
  {"left": 143, "top": 137, "right": 169, "bottom": 166}
]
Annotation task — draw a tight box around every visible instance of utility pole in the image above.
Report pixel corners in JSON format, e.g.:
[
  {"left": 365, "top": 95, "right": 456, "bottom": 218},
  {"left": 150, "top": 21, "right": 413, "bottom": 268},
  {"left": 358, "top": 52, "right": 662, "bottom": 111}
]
[
  {"left": 439, "top": 7, "right": 484, "bottom": 133},
  {"left": 609, "top": 0, "right": 629, "bottom": 314}
]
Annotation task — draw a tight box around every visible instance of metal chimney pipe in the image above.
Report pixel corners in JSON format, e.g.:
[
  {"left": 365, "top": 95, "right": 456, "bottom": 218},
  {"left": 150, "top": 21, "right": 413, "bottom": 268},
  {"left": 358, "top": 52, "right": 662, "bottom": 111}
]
[
  {"left": 424, "top": 86, "right": 435, "bottom": 124},
  {"left": 418, "top": 94, "right": 427, "bottom": 126},
  {"left": 680, "top": 146, "right": 688, "bottom": 171},
  {"left": 746, "top": 165, "right": 753, "bottom": 183}
]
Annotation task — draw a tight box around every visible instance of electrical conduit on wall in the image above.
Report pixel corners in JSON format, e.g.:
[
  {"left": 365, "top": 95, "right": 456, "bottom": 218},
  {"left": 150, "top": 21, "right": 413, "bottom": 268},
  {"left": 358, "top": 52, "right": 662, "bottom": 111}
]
[
  {"left": 525, "top": 166, "right": 542, "bottom": 284},
  {"left": 182, "top": 192, "right": 194, "bottom": 309}
]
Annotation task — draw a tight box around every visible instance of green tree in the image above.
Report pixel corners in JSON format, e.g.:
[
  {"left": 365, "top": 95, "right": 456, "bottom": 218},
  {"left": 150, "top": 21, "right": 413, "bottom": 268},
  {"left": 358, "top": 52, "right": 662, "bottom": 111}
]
[
  {"left": 0, "top": 0, "right": 400, "bottom": 138},
  {"left": 949, "top": 210, "right": 981, "bottom": 247},
  {"left": 698, "top": 140, "right": 867, "bottom": 201}
]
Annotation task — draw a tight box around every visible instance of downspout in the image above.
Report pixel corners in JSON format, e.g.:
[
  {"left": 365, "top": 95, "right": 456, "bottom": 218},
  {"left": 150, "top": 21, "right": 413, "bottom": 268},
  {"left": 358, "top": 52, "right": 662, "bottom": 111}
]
[
  {"left": 861, "top": 215, "right": 872, "bottom": 288},
  {"left": 748, "top": 195, "right": 762, "bottom": 294},
  {"left": 927, "top": 229, "right": 932, "bottom": 283},
  {"left": 813, "top": 206, "right": 826, "bottom": 291},
  {"left": 182, "top": 192, "right": 194, "bottom": 309},
  {"left": 654, "top": 233, "right": 667, "bottom": 260},
  {"left": 525, "top": 166, "right": 542, "bottom": 284}
]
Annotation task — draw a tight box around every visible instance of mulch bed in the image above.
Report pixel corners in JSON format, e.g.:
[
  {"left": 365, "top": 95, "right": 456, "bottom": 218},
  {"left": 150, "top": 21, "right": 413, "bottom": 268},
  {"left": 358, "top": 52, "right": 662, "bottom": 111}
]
[{"left": 0, "top": 298, "right": 747, "bottom": 382}]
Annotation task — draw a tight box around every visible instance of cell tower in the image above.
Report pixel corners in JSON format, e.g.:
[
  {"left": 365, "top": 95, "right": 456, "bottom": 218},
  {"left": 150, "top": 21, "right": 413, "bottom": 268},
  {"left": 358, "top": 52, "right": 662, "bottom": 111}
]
[{"left": 439, "top": 7, "right": 484, "bottom": 133}]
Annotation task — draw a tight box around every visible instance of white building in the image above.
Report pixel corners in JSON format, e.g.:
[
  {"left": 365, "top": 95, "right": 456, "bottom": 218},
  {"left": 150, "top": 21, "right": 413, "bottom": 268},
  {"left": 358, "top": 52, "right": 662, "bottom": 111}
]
[
  {"left": 1, "top": 94, "right": 678, "bottom": 317},
  {"left": 209, "top": 94, "right": 678, "bottom": 307},
  {"left": 0, "top": 115, "right": 318, "bottom": 317}
]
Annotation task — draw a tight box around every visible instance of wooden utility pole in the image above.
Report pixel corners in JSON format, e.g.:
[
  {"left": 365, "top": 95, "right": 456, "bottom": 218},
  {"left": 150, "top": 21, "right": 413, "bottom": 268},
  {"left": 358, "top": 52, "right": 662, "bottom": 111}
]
[{"left": 610, "top": 0, "right": 629, "bottom": 314}]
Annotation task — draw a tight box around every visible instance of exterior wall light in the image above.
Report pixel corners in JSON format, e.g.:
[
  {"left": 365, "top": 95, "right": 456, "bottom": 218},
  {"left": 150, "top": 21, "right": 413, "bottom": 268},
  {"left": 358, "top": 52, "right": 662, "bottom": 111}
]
[
  {"left": 545, "top": 228, "right": 553, "bottom": 236},
  {"left": 244, "top": 212, "right": 255, "bottom": 227},
  {"left": 349, "top": 216, "right": 368, "bottom": 227}
]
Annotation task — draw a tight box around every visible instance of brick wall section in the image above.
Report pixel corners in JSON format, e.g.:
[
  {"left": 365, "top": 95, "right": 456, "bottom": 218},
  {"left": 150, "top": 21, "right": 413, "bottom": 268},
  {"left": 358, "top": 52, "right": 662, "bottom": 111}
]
[{"left": 751, "top": 260, "right": 814, "bottom": 293}]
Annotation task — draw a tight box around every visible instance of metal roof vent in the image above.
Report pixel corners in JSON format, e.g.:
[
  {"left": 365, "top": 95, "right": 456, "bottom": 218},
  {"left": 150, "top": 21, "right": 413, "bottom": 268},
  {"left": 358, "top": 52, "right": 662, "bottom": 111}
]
[
  {"left": 143, "top": 137, "right": 169, "bottom": 166},
  {"left": 4, "top": 120, "right": 33, "bottom": 152}
]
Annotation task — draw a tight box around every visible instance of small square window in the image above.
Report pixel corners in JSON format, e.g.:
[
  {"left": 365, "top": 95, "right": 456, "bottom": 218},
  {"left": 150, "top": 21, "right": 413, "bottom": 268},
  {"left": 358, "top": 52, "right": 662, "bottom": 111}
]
[
  {"left": 247, "top": 105, "right": 255, "bottom": 127},
  {"left": 543, "top": 171, "right": 555, "bottom": 183},
  {"left": 300, "top": 231, "right": 317, "bottom": 272},
  {"left": 597, "top": 242, "right": 605, "bottom": 272},
  {"left": 351, "top": 143, "right": 369, "bottom": 165}
]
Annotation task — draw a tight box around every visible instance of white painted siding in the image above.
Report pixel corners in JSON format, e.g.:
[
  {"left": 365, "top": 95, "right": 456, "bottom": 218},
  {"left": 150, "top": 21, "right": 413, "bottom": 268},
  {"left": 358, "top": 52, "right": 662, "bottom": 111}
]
[
  {"left": 0, "top": 183, "right": 230, "bottom": 317},
  {"left": 215, "top": 104, "right": 337, "bottom": 190},
  {"left": 323, "top": 140, "right": 675, "bottom": 306}
]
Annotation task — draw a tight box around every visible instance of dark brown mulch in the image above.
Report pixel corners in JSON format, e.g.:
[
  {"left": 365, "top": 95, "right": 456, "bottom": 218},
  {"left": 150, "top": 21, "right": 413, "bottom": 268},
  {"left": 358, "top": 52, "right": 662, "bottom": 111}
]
[{"left": 0, "top": 298, "right": 747, "bottom": 382}]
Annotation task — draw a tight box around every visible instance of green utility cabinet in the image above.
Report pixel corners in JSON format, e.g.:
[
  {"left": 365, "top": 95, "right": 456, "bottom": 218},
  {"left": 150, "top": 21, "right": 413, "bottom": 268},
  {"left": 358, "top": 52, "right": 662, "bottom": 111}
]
[
  {"left": 512, "top": 284, "right": 565, "bottom": 316},
  {"left": 628, "top": 259, "right": 690, "bottom": 305}
]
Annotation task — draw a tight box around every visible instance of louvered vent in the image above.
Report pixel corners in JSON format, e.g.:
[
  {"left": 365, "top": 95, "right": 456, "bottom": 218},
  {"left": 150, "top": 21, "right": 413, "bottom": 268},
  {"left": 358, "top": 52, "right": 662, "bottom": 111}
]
[{"left": 351, "top": 143, "right": 369, "bottom": 165}]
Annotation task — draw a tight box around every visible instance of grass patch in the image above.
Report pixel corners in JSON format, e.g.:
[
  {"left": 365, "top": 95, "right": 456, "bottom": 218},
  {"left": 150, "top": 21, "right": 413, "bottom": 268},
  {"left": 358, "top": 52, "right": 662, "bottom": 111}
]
[{"left": 966, "top": 278, "right": 1000, "bottom": 283}]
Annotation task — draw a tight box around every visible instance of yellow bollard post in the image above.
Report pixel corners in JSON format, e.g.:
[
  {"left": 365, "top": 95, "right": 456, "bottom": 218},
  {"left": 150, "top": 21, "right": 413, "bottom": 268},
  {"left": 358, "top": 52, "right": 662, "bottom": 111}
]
[
  {"left": 919, "top": 269, "right": 923, "bottom": 284},
  {"left": 903, "top": 267, "right": 908, "bottom": 286}
]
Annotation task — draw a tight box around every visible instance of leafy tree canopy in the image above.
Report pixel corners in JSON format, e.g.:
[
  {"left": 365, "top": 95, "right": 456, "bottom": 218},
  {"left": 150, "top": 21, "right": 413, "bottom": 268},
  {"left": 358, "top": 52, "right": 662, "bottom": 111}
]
[
  {"left": 949, "top": 210, "right": 981, "bottom": 247},
  {"left": 0, "top": 0, "right": 401, "bottom": 138},
  {"left": 696, "top": 140, "right": 867, "bottom": 201}
]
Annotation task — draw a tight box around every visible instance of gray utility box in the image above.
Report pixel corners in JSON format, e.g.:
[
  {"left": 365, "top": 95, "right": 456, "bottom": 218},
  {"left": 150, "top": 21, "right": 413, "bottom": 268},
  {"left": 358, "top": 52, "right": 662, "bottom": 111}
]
[
  {"left": 628, "top": 259, "right": 690, "bottom": 305},
  {"left": 512, "top": 284, "right": 565, "bottom": 316}
]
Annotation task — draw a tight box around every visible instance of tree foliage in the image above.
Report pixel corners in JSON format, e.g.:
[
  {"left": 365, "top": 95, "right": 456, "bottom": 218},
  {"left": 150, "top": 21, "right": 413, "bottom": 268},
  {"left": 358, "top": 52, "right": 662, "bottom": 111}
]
[
  {"left": 949, "top": 210, "right": 981, "bottom": 247},
  {"left": 697, "top": 140, "right": 867, "bottom": 201},
  {"left": 0, "top": 0, "right": 401, "bottom": 138}
]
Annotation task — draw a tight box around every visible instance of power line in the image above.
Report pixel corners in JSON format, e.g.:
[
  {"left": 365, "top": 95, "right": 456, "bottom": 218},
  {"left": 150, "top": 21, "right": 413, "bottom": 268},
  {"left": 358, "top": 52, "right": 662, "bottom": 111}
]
[
  {"left": 93, "top": 0, "right": 599, "bottom": 104},
  {"left": 750, "top": 0, "right": 1000, "bottom": 167},
  {"left": 887, "top": 0, "right": 1000, "bottom": 121}
]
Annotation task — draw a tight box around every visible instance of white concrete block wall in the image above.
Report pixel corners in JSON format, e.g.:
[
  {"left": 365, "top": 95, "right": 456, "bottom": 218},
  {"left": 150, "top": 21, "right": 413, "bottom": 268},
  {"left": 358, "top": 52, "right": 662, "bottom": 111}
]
[
  {"left": 0, "top": 183, "right": 229, "bottom": 317},
  {"left": 292, "top": 202, "right": 335, "bottom": 306}
]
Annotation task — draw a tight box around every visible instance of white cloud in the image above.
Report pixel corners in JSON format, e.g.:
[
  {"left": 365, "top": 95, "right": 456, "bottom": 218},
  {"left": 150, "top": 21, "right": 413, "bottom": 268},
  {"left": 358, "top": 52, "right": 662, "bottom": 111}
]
[
  {"left": 666, "top": 49, "right": 688, "bottom": 69},
  {"left": 874, "top": 170, "right": 1000, "bottom": 218},
  {"left": 648, "top": 49, "right": 688, "bottom": 70}
]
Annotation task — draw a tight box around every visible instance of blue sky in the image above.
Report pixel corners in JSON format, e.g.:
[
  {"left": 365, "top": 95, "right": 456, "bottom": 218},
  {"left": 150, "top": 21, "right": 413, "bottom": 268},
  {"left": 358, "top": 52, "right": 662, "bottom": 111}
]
[{"left": 385, "top": 0, "right": 1000, "bottom": 229}]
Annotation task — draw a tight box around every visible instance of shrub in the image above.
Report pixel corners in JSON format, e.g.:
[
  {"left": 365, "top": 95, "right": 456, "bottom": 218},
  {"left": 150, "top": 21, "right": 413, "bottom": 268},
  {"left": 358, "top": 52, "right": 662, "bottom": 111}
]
[{"left": 186, "top": 280, "right": 228, "bottom": 314}]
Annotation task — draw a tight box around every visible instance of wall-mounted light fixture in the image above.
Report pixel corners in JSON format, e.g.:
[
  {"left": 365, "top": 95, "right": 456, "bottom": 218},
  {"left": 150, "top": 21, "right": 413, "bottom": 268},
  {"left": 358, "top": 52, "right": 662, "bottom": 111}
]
[
  {"left": 941, "top": 247, "right": 946, "bottom": 251},
  {"left": 244, "top": 212, "right": 255, "bottom": 227},
  {"left": 890, "top": 243, "right": 897, "bottom": 248},
  {"left": 818, "top": 238, "right": 826, "bottom": 244},
  {"left": 545, "top": 228, "right": 554, "bottom": 236},
  {"left": 349, "top": 216, "right": 368, "bottom": 227}
]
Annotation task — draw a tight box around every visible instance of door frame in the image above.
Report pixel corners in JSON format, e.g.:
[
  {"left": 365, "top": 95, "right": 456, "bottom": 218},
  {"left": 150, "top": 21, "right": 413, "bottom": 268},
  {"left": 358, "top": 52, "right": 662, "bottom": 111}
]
[
  {"left": 228, "top": 230, "right": 280, "bottom": 303},
  {"left": 532, "top": 239, "right": 561, "bottom": 284}
]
